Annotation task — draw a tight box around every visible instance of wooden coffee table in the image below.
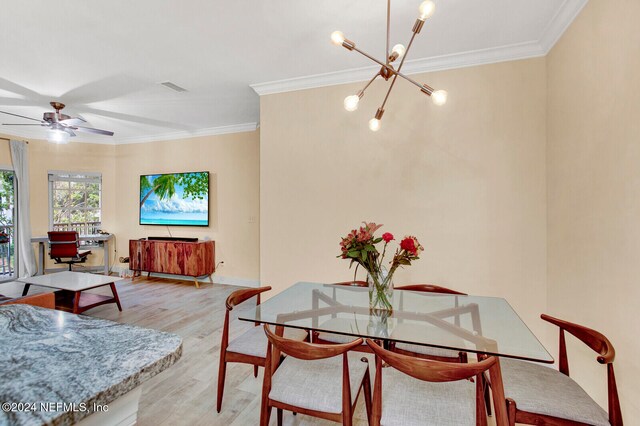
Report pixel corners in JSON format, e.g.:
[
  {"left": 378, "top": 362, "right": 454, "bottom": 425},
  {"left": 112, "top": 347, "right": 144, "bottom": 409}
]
[{"left": 19, "top": 271, "right": 123, "bottom": 314}]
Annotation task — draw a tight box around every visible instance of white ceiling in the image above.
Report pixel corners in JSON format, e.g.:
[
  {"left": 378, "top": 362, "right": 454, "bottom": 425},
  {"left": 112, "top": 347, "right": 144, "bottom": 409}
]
[{"left": 0, "top": 0, "right": 586, "bottom": 144}]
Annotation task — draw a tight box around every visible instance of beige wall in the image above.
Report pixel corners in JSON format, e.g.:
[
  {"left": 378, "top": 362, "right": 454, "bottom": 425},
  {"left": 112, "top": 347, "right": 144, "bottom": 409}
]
[
  {"left": 0, "top": 130, "right": 260, "bottom": 282},
  {"left": 114, "top": 131, "right": 260, "bottom": 281},
  {"left": 0, "top": 135, "right": 116, "bottom": 270},
  {"left": 260, "top": 58, "right": 550, "bottom": 340},
  {"left": 547, "top": 0, "right": 640, "bottom": 420}
]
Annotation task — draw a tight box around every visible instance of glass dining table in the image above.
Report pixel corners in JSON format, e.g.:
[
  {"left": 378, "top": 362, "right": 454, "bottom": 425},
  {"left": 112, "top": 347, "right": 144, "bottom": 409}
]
[{"left": 238, "top": 282, "right": 553, "bottom": 364}]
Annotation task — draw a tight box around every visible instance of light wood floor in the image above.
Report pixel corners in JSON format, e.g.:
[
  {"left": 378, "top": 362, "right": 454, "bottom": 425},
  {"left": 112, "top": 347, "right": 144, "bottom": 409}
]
[{"left": 0, "top": 276, "right": 502, "bottom": 426}]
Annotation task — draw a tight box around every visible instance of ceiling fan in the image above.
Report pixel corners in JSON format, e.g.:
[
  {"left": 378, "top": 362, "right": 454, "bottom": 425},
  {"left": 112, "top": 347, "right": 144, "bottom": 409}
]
[{"left": 0, "top": 102, "right": 114, "bottom": 144}]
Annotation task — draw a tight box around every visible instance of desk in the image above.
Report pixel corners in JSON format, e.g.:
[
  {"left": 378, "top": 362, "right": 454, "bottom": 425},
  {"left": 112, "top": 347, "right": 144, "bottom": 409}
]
[
  {"left": 31, "top": 234, "right": 114, "bottom": 276},
  {"left": 238, "top": 282, "right": 553, "bottom": 364}
]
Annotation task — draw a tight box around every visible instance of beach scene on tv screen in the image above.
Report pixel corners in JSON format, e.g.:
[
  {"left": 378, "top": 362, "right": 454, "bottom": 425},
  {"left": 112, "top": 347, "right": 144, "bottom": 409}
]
[{"left": 140, "top": 172, "right": 209, "bottom": 226}]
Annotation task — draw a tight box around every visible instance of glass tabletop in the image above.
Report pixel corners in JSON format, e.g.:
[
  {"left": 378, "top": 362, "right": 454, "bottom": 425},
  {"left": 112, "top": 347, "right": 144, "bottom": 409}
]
[{"left": 238, "top": 282, "right": 553, "bottom": 363}]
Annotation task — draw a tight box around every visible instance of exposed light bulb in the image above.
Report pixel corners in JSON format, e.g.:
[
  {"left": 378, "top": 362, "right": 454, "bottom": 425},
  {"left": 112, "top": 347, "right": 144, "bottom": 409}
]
[
  {"left": 331, "top": 31, "right": 345, "bottom": 46},
  {"left": 418, "top": 0, "right": 436, "bottom": 20},
  {"left": 369, "top": 118, "right": 381, "bottom": 132},
  {"left": 47, "top": 129, "right": 70, "bottom": 144},
  {"left": 392, "top": 44, "right": 406, "bottom": 59},
  {"left": 431, "top": 89, "right": 448, "bottom": 106},
  {"left": 343, "top": 95, "right": 360, "bottom": 112}
]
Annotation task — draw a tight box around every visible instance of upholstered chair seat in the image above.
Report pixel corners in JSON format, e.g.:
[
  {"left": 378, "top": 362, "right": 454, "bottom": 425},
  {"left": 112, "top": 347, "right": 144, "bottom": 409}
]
[
  {"left": 227, "top": 325, "right": 307, "bottom": 359},
  {"left": 366, "top": 339, "right": 509, "bottom": 426},
  {"left": 501, "top": 358, "right": 610, "bottom": 426},
  {"left": 379, "top": 366, "right": 475, "bottom": 426},
  {"left": 268, "top": 353, "right": 369, "bottom": 414}
]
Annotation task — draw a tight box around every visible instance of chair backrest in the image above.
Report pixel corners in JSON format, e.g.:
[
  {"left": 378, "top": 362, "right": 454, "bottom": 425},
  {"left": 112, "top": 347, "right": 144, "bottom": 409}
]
[
  {"left": 395, "top": 284, "right": 467, "bottom": 295},
  {"left": 396, "top": 284, "right": 468, "bottom": 327},
  {"left": 47, "top": 231, "right": 80, "bottom": 258},
  {"left": 542, "top": 314, "right": 622, "bottom": 425},
  {"left": 221, "top": 286, "right": 272, "bottom": 352},
  {"left": 263, "top": 325, "right": 364, "bottom": 418},
  {"left": 225, "top": 286, "right": 272, "bottom": 311},
  {"left": 366, "top": 339, "right": 508, "bottom": 425},
  {"left": 265, "top": 323, "right": 363, "bottom": 361},
  {"left": 332, "top": 280, "right": 368, "bottom": 287}
]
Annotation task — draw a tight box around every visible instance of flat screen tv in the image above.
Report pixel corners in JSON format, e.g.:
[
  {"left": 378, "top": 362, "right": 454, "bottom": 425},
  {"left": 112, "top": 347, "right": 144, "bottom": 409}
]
[{"left": 139, "top": 171, "right": 209, "bottom": 226}]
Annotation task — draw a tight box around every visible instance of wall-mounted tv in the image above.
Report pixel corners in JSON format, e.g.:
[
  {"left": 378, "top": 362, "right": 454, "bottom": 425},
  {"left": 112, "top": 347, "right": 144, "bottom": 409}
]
[{"left": 139, "top": 171, "right": 209, "bottom": 226}]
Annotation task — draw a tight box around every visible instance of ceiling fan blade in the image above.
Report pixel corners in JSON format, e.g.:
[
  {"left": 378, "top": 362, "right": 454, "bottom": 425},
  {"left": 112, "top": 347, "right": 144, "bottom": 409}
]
[
  {"left": 0, "top": 110, "right": 44, "bottom": 123},
  {"left": 82, "top": 106, "right": 192, "bottom": 131},
  {"left": 59, "top": 117, "right": 86, "bottom": 126},
  {"left": 74, "top": 125, "right": 114, "bottom": 136},
  {"left": 1, "top": 123, "right": 44, "bottom": 126}
]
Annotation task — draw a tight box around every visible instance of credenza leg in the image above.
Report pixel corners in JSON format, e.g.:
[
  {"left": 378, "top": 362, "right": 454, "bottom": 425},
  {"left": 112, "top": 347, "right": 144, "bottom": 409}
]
[
  {"left": 208, "top": 274, "right": 213, "bottom": 284},
  {"left": 194, "top": 278, "right": 200, "bottom": 289}
]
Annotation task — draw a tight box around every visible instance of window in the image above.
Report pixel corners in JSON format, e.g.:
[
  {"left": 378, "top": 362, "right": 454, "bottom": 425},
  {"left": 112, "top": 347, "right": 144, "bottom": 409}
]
[{"left": 49, "top": 172, "right": 102, "bottom": 235}]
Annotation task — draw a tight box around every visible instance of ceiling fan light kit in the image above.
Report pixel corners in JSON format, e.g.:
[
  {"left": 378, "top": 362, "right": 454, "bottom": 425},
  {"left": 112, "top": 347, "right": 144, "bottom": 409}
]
[
  {"left": 332, "top": 0, "right": 447, "bottom": 131},
  {"left": 0, "top": 101, "right": 115, "bottom": 144}
]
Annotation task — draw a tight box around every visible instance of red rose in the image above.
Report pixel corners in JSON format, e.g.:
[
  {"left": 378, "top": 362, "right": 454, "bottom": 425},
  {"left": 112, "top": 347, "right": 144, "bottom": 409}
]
[
  {"left": 382, "top": 232, "right": 394, "bottom": 243},
  {"left": 400, "top": 237, "right": 417, "bottom": 255}
]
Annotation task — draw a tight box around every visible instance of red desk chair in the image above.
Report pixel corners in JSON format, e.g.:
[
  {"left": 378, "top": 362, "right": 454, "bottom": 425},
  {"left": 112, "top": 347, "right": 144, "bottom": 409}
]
[{"left": 47, "top": 231, "right": 92, "bottom": 271}]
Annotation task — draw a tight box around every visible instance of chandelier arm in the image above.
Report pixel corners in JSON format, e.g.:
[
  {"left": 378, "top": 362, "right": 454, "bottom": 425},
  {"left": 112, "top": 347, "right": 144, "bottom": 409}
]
[
  {"left": 360, "top": 72, "right": 381, "bottom": 95},
  {"left": 380, "top": 31, "right": 418, "bottom": 110},
  {"left": 397, "top": 31, "right": 417, "bottom": 72},
  {"left": 352, "top": 46, "right": 393, "bottom": 71},
  {"left": 351, "top": 46, "right": 430, "bottom": 93}
]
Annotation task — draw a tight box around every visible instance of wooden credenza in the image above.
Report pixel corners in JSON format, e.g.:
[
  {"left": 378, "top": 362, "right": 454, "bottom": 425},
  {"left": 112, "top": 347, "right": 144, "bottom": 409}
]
[{"left": 129, "top": 239, "right": 215, "bottom": 288}]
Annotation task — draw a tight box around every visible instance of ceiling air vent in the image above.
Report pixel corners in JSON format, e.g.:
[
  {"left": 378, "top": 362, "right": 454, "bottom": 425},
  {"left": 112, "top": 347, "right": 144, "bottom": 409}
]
[{"left": 160, "top": 81, "right": 187, "bottom": 92}]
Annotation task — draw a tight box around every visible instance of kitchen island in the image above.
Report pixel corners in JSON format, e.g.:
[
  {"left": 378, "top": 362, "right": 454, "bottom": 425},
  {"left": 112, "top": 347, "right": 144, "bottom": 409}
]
[{"left": 0, "top": 305, "right": 182, "bottom": 426}]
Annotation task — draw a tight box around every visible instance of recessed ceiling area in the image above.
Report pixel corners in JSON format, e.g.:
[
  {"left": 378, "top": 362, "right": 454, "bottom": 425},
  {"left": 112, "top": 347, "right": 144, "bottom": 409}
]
[{"left": 0, "top": 0, "right": 586, "bottom": 144}]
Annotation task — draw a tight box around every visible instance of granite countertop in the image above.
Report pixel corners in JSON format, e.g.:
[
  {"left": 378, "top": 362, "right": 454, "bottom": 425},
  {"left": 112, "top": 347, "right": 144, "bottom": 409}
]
[{"left": 0, "top": 305, "right": 183, "bottom": 426}]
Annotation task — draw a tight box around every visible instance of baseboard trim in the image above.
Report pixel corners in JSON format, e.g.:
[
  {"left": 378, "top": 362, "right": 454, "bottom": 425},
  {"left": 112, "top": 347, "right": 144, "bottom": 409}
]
[{"left": 111, "top": 265, "right": 260, "bottom": 288}]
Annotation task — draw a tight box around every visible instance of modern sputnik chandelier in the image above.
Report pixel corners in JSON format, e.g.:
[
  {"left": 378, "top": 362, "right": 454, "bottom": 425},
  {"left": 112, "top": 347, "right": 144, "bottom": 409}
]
[{"left": 331, "top": 0, "right": 447, "bottom": 131}]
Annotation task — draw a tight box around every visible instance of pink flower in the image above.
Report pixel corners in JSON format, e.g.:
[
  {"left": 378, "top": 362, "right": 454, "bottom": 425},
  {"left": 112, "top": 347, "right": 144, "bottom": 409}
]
[{"left": 382, "top": 232, "right": 394, "bottom": 243}]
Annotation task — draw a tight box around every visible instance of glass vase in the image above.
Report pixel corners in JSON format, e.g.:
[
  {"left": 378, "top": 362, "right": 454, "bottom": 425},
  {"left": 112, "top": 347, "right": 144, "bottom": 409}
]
[{"left": 367, "top": 267, "right": 393, "bottom": 313}]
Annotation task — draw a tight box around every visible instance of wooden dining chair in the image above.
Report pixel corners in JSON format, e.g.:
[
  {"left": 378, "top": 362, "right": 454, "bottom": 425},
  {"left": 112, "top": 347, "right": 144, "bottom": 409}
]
[
  {"left": 261, "top": 324, "right": 372, "bottom": 426},
  {"left": 313, "top": 280, "right": 374, "bottom": 353},
  {"left": 501, "top": 314, "right": 622, "bottom": 426},
  {"left": 391, "top": 284, "right": 499, "bottom": 416},
  {"left": 391, "top": 284, "right": 469, "bottom": 363},
  {"left": 216, "top": 286, "right": 308, "bottom": 413},
  {"left": 366, "top": 339, "right": 508, "bottom": 426}
]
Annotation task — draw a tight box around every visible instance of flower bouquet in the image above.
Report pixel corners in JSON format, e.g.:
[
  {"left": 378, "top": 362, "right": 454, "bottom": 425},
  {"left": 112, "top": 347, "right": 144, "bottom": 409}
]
[{"left": 338, "top": 222, "right": 423, "bottom": 312}]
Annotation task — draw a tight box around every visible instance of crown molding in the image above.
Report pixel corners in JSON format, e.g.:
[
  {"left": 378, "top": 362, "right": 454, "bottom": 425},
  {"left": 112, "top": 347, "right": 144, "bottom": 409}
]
[
  {"left": 538, "top": 0, "right": 588, "bottom": 52},
  {"left": 251, "top": 0, "right": 588, "bottom": 96},
  {"left": 112, "top": 122, "right": 259, "bottom": 145},
  {"left": 251, "top": 41, "right": 546, "bottom": 96},
  {"left": 0, "top": 122, "right": 259, "bottom": 146}
]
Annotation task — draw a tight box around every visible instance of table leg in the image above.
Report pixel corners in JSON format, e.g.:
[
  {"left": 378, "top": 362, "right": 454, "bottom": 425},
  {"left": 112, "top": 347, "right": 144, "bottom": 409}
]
[
  {"left": 21, "top": 284, "right": 30, "bottom": 296},
  {"left": 103, "top": 239, "right": 110, "bottom": 276},
  {"left": 272, "top": 325, "right": 284, "bottom": 375},
  {"left": 73, "top": 291, "right": 81, "bottom": 314},
  {"left": 110, "top": 283, "right": 123, "bottom": 311}
]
